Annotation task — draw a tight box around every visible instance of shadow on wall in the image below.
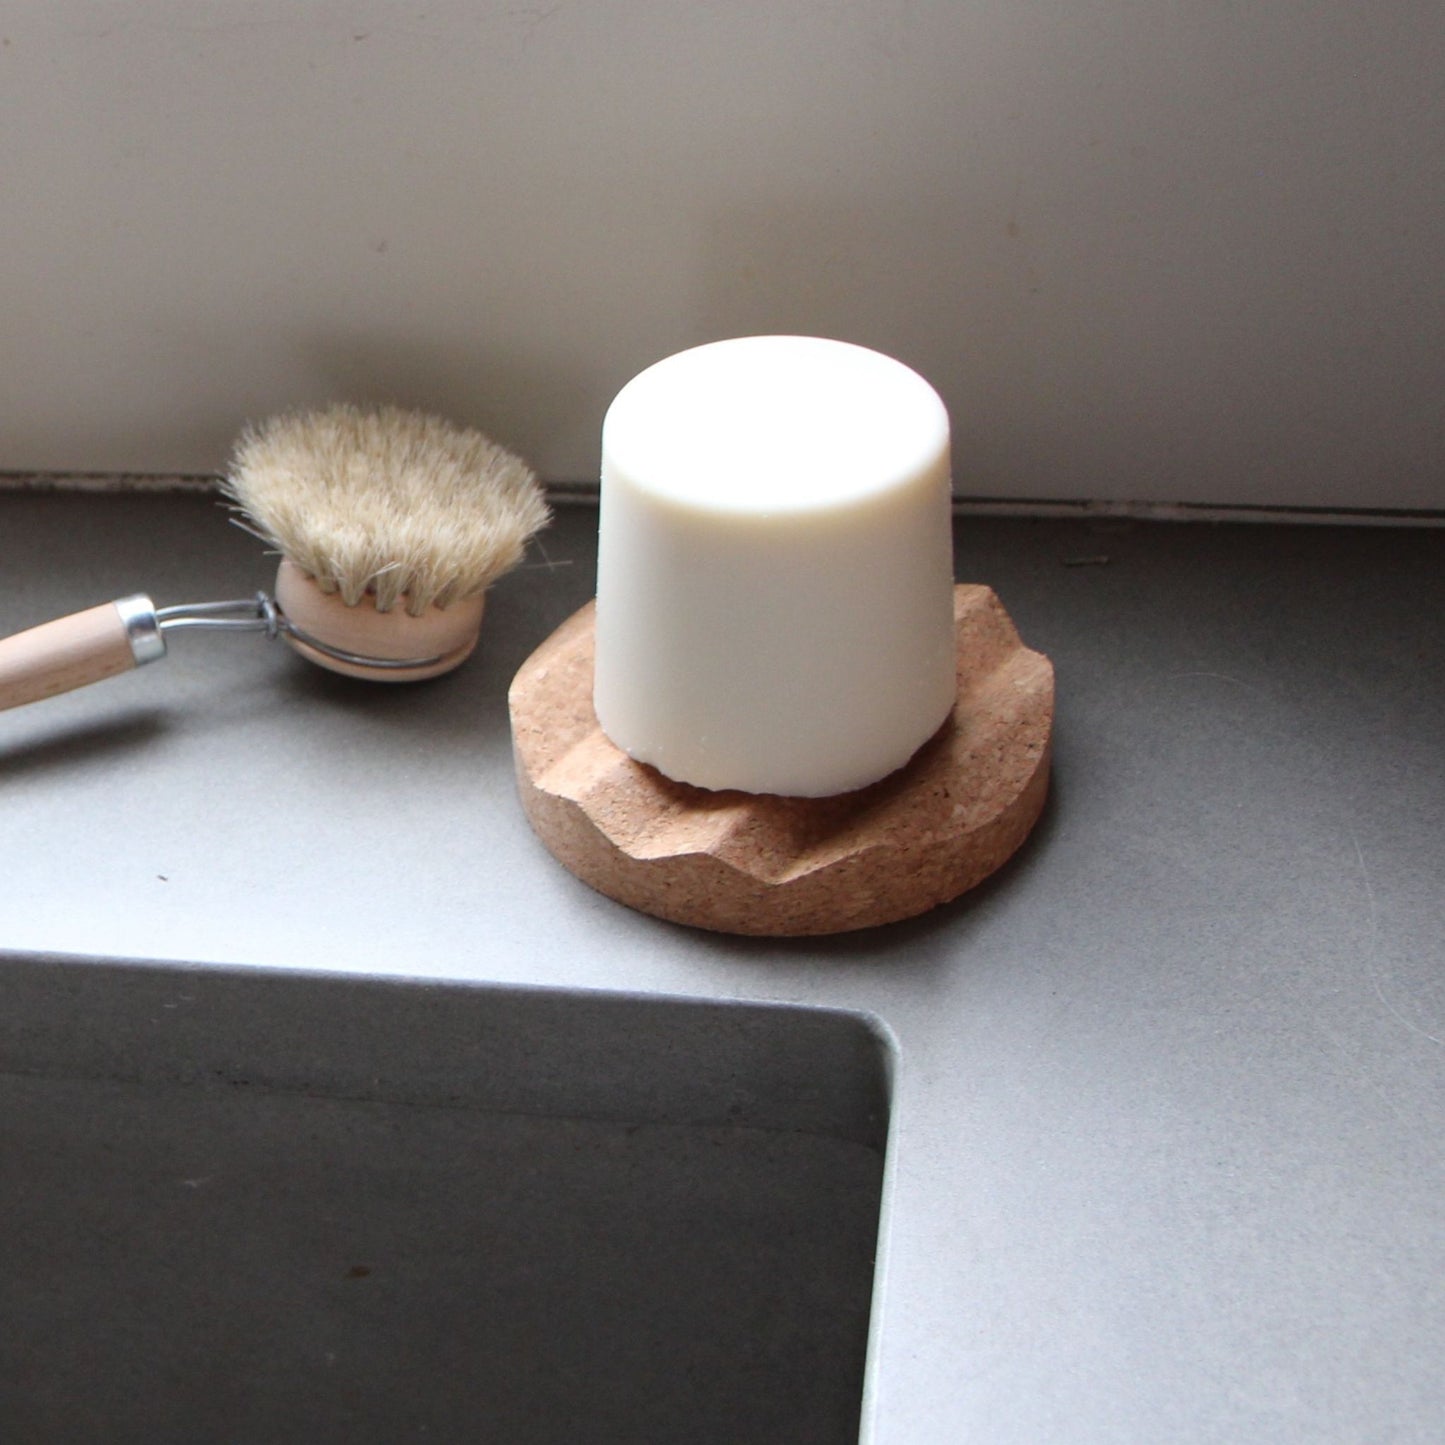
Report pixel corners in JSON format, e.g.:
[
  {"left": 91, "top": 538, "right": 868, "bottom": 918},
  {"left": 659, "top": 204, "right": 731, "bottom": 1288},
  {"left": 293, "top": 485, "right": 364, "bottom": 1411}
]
[
  {"left": 689, "top": 126, "right": 1445, "bottom": 512},
  {"left": 288, "top": 331, "right": 598, "bottom": 486},
  {"left": 689, "top": 191, "right": 1029, "bottom": 498},
  {"left": 0, "top": 333, "right": 599, "bottom": 487}
]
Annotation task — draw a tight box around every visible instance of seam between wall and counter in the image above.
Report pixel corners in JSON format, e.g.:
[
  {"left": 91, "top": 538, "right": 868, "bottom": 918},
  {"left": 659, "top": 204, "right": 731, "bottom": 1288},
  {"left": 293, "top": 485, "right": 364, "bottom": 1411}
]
[{"left": 2, "top": 473, "right": 1443, "bottom": 527}]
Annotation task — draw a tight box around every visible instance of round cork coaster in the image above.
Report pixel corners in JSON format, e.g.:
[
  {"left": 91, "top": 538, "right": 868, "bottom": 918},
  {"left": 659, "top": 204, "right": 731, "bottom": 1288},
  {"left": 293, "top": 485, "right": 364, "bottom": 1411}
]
[{"left": 508, "top": 585, "right": 1054, "bottom": 936}]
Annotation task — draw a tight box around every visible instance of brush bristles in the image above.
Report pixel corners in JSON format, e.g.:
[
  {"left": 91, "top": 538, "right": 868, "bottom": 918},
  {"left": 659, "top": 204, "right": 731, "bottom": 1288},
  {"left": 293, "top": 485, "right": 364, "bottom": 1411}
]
[{"left": 223, "top": 404, "right": 550, "bottom": 615}]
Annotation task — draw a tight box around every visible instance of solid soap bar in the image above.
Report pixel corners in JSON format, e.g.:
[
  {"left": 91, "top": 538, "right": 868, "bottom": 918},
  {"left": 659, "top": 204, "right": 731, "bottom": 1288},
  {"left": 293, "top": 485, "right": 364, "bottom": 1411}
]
[{"left": 593, "top": 335, "right": 956, "bottom": 797}]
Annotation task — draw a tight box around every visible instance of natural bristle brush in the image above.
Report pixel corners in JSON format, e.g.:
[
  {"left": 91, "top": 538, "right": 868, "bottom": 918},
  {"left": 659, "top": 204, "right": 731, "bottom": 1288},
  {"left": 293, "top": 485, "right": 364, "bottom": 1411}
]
[{"left": 0, "top": 404, "right": 550, "bottom": 708}]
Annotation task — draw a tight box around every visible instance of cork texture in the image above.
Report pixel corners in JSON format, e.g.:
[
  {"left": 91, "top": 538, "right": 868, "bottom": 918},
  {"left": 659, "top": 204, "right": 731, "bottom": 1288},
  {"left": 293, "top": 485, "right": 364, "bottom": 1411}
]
[{"left": 508, "top": 585, "right": 1054, "bottom": 936}]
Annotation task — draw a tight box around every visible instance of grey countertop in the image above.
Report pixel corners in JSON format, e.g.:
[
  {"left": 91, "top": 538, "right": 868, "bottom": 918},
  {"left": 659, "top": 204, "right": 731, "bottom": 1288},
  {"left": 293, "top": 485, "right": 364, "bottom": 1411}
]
[{"left": 2, "top": 492, "right": 1442, "bottom": 1442}]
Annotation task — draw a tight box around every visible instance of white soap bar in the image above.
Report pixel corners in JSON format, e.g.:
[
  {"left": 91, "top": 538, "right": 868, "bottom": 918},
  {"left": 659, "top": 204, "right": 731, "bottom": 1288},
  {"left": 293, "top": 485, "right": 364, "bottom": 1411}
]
[{"left": 593, "top": 335, "right": 956, "bottom": 798}]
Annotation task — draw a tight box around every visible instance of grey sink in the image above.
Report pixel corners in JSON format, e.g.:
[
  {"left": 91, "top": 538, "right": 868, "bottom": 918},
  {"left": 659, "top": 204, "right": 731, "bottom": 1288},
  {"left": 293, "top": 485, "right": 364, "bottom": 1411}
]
[{"left": 0, "top": 954, "right": 889, "bottom": 1444}]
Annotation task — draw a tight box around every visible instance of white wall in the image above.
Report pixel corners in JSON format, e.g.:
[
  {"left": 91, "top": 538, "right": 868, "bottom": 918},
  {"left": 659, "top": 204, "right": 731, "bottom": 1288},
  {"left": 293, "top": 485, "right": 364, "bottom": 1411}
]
[{"left": 1, "top": 1, "right": 1440, "bottom": 506}]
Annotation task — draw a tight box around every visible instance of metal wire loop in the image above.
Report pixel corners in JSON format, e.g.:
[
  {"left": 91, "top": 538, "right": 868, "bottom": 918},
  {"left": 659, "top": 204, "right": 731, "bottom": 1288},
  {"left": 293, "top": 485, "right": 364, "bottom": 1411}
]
[{"left": 155, "top": 593, "right": 446, "bottom": 670}]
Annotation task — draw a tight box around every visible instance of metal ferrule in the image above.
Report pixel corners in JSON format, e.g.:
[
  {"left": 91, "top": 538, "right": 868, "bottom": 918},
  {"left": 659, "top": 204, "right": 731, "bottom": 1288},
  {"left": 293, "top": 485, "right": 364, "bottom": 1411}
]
[{"left": 114, "top": 594, "right": 166, "bottom": 666}]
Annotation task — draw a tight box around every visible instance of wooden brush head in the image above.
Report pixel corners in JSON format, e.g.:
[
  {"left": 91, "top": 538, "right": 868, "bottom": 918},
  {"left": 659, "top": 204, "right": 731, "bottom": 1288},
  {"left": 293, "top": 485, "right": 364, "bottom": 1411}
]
[{"left": 272, "top": 559, "right": 486, "bottom": 682}]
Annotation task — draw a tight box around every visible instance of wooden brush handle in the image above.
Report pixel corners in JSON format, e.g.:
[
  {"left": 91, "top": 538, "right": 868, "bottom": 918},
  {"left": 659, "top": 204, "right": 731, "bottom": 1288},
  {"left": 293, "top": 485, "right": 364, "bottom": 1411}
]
[{"left": 0, "top": 599, "right": 158, "bottom": 711}]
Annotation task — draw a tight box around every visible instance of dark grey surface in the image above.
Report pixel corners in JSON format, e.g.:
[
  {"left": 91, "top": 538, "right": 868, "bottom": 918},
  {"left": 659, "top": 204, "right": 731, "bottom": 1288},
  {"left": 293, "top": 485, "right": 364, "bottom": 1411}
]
[
  {"left": 0, "top": 492, "right": 1441, "bottom": 1443},
  {"left": 0, "top": 958, "right": 885, "bottom": 1444}
]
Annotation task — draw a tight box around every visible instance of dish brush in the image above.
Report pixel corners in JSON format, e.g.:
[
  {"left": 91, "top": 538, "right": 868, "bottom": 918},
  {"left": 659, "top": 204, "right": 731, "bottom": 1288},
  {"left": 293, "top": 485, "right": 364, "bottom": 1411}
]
[{"left": 0, "top": 404, "right": 549, "bottom": 709}]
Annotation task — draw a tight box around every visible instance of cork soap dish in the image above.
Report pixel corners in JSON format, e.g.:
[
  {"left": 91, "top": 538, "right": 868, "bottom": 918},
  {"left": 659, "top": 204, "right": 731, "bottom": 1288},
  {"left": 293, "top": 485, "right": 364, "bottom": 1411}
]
[{"left": 509, "top": 584, "right": 1054, "bottom": 936}]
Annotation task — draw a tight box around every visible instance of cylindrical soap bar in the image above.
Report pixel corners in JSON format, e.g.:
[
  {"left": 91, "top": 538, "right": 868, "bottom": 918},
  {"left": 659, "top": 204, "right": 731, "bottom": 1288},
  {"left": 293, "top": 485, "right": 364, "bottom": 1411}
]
[{"left": 593, "top": 335, "right": 956, "bottom": 798}]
